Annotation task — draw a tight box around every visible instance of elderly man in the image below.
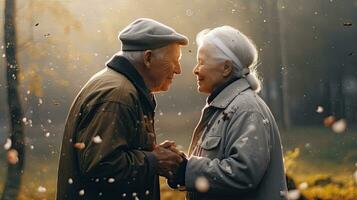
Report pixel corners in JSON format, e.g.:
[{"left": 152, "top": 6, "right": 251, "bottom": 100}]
[{"left": 57, "top": 18, "right": 188, "bottom": 200}]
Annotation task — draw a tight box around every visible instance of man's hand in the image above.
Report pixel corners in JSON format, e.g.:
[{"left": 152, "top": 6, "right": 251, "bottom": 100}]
[
  {"left": 152, "top": 146, "right": 183, "bottom": 179},
  {"left": 158, "top": 140, "right": 187, "bottom": 159}
]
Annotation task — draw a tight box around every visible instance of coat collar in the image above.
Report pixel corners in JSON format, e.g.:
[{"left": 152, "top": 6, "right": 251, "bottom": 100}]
[
  {"left": 106, "top": 55, "right": 156, "bottom": 112},
  {"left": 208, "top": 78, "right": 251, "bottom": 109}
]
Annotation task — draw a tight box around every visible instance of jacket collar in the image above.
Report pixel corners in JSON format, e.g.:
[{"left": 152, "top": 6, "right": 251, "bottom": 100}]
[
  {"left": 208, "top": 78, "right": 251, "bottom": 109},
  {"left": 106, "top": 55, "right": 156, "bottom": 112}
]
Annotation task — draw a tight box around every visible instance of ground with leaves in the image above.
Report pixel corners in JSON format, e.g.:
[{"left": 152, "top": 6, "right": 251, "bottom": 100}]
[{"left": 0, "top": 126, "right": 356, "bottom": 200}]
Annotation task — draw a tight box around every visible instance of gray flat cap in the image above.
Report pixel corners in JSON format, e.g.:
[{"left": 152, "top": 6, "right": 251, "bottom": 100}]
[{"left": 119, "top": 18, "right": 189, "bottom": 51}]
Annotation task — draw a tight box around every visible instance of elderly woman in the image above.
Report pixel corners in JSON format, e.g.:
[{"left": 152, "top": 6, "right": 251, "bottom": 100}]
[{"left": 169, "top": 26, "right": 288, "bottom": 200}]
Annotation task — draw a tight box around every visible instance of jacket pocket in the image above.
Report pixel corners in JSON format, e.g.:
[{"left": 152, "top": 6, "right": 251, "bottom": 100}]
[{"left": 200, "top": 136, "right": 221, "bottom": 150}]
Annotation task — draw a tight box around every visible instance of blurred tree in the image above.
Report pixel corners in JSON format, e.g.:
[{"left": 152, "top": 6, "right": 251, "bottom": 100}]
[
  {"left": 259, "top": 0, "right": 284, "bottom": 126},
  {"left": 259, "top": 0, "right": 291, "bottom": 129},
  {"left": 277, "top": 0, "right": 291, "bottom": 129},
  {"left": 1, "top": 0, "right": 25, "bottom": 200},
  {"left": 16, "top": 0, "right": 81, "bottom": 125}
]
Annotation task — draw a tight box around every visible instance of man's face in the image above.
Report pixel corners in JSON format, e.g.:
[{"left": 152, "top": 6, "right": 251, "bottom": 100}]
[{"left": 150, "top": 44, "right": 182, "bottom": 92}]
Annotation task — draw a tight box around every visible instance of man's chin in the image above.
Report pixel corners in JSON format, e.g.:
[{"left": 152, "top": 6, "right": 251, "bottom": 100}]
[{"left": 152, "top": 86, "right": 170, "bottom": 93}]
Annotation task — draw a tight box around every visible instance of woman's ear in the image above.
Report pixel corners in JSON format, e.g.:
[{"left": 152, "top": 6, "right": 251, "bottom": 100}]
[
  {"left": 143, "top": 50, "right": 152, "bottom": 69},
  {"left": 223, "top": 60, "right": 233, "bottom": 77}
]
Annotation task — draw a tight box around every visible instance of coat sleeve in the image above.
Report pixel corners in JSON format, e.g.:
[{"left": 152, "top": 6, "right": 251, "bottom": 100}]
[
  {"left": 75, "top": 101, "right": 157, "bottom": 192},
  {"left": 185, "top": 111, "right": 271, "bottom": 194}
]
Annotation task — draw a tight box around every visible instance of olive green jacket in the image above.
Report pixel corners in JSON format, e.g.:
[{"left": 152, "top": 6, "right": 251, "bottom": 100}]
[{"left": 57, "top": 56, "right": 159, "bottom": 200}]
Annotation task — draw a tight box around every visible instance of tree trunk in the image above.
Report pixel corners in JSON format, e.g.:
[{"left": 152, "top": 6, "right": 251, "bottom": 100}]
[
  {"left": 277, "top": 0, "right": 291, "bottom": 129},
  {"left": 261, "top": 0, "right": 284, "bottom": 125},
  {"left": 2, "top": 0, "right": 25, "bottom": 199}
]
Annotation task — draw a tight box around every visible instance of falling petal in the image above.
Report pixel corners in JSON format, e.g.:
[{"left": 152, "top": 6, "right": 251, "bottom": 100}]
[
  {"left": 74, "top": 143, "right": 86, "bottom": 150},
  {"left": 262, "top": 118, "right": 270, "bottom": 124},
  {"left": 108, "top": 178, "right": 115, "bottom": 183},
  {"left": 305, "top": 143, "right": 311, "bottom": 149},
  {"left": 287, "top": 189, "right": 301, "bottom": 200},
  {"left": 186, "top": 9, "right": 193, "bottom": 16},
  {"left": 331, "top": 119, "right": 347, "bottom": 133},
  {"left": 37, "top": 186, "right": 47, "bottom": 193},
  {"left": 93, "top": 135, "right": 102, "bottom": 143},
  {"left": 298, "top": 182, "right": 308, "bottom": 190},
  {"left": 68, "top": 178, "right": 73, "bottom": 184},
  {"left": 145, "top": 190, "right": 150, "bottom": 195},
  {"left": 45, "top": 132, "right": 51, "bottom": 137},
  {"left": 280, "top": 190, "right": 288, "bottom": 198},
  {"left": 225, "top": 165, "right": 232, "bottom": 174},
  {"left": 247, "top": 124, "right": 256, "bottom": 132},
  {"left": 53, "top": 100, "right": 60, "bottom": 106},
  {"left": 79, "top": 189, "right": 85, "bottom": 196},
  {"left": 316, "top": 106, "right": 324, "bottom": 113},
  {"left": 4, "top": 138, "right": 12, "bottom": 150},
  {"left": 7, "top": 149, "right": 19, "bottom": 165},
  {"left": 238, "top": 137, "right": 249, "bottom": 148},
  {"left": 323, "top": 116, "right": 335, "bottom": 127},
  {"left": 195, "top": 176, "right": 209, "bottom": 193}
]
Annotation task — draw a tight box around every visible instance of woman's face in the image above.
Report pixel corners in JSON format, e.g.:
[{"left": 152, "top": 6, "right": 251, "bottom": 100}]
[{"left": 193, "top": 43, "right": 227, "bottom": 94}]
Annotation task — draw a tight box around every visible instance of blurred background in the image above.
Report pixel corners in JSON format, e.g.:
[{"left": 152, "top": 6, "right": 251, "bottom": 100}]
[{"left": 0, "top": 0, "right": 356, "bottom": 199}]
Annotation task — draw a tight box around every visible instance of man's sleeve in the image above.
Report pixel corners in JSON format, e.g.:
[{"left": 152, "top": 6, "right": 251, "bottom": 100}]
[
  {"left": 185, "top": 111, "right": 271, "bottom": 194},
  {"left": 75, "top": 101, "right": 157, "bottom": 192}
]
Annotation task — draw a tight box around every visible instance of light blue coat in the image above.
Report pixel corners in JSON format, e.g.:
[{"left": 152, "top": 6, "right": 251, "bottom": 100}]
[{"left": 186, "top": 78, "right": 288, "bottom": 200}]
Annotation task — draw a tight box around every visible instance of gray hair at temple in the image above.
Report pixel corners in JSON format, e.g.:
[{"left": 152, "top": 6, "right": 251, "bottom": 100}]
[{"left": 196, "top": 26, "right": 262, "bottom": 92}]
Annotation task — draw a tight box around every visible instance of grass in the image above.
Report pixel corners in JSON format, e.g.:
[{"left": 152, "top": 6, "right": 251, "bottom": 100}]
[{"left": 0, "top": 125, "right": 356, "bottom": 199}]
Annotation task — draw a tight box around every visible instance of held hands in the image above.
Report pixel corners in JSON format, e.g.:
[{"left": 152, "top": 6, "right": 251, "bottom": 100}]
[
  {"left": 159, "top": 140, "right": 187, "bottom": 159},
  {"left": 159, "top": 140, "right": 187, "bottom": 190},
  {"left": 152, "top": 140, "right": 187, "bottom": 179}
]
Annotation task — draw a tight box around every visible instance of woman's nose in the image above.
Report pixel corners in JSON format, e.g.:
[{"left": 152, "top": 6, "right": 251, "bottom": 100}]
[{"left": 193, "top": 64, "right": 199, "bottom": 75}]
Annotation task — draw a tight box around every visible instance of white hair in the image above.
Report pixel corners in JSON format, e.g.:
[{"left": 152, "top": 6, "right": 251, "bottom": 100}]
[
  {"left": 117, "top": 50, "right": 145, "bottom": 66},
  {"left": 117, "top": 46, "right": 167, "bottom": 66},
  {"left": 196, "top": 26, "right": 262, "bottom": 92}
]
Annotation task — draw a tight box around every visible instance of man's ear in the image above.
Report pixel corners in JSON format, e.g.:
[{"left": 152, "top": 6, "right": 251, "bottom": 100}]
[
  {"left": 223, "top": 60, "right": 233, "bottom": 77},
  {"left": 143, "top": 50, "right": 153, "bottom": 69}
]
